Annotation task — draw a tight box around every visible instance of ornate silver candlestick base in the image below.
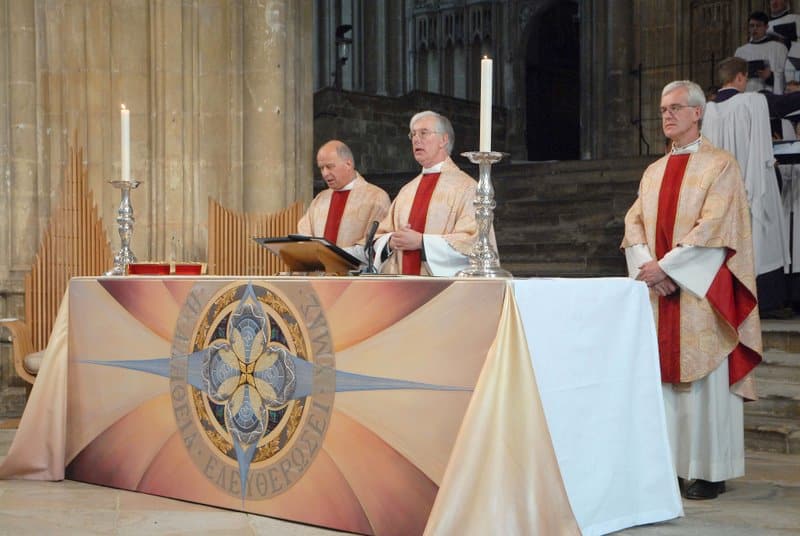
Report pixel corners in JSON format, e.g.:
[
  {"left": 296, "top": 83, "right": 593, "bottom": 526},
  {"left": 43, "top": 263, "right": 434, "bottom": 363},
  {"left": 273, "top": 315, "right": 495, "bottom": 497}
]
[
  {"left": 105, "top": 179, "right": 141, "bottom": 276},
  {"left": 457, "top": 151, "right": 512, "bottom": 278}
]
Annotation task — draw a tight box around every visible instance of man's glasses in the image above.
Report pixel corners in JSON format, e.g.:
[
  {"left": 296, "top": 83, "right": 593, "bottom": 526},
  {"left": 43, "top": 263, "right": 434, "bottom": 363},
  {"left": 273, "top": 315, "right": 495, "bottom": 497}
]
[
  {"left": 659, "top": 104, "right": 696, "bottom": 116},
  {"left": 408, "top": 129, "right": 442, "bottom": 140}
]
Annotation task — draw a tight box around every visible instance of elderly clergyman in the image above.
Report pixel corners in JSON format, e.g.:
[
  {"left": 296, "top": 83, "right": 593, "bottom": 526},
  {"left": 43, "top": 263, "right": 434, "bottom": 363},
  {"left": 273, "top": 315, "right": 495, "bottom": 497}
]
[
  {"left": 298, "top": 140, "right": 390, "bottom": 248},
  {"left": 367, "top": 110, "right": 491, "bottom": 275},
  {"left": 621, "top": 80, "right": 762, "bottom": 501}
]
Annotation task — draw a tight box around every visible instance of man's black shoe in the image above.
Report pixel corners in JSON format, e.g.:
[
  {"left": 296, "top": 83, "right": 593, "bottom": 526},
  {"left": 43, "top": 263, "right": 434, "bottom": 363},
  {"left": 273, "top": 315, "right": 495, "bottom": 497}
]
[{"left": 684, "top": 479, "right": 726, "bottom": 500}]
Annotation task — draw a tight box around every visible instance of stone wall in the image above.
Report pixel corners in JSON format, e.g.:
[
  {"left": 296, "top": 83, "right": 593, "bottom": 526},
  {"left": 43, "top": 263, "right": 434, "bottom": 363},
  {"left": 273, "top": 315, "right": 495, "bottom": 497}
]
[
  {"left": 0, "top": 0, "right": 313, "bottom": 287},
  {"left": 0, "top": 0, "right": 314, "bottom": 419},
  {"left": 313, "top": 88, "right": 508, "bottom": 174}
]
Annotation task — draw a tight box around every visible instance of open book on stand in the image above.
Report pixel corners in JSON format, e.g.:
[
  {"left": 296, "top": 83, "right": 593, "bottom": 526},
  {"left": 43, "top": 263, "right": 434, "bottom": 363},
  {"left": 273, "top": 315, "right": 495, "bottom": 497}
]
[{"left": 254, "top": 235, "right": 362, "bottom": 275}]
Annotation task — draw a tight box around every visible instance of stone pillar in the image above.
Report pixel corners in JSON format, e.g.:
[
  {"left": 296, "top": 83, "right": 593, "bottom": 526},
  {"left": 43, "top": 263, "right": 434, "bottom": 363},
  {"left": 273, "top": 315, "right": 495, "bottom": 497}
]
[
  {"left": 0, "top": 2, "right": 7, "bottom": 281},
  {"left": 363, "top": 0, "right": 387, "bottom": 95},
  {"left": 242, "top": 0, "right": 312, "bottom": 213},
  {"left": 602, "top": 1, "right": 636, "bottom": 158},
  {"left": 149, "top": 0, "right": 202, "bottom": 261},
  {"left": 5, "top": 0, "right": 38, "bottom": 275},
  {"left": 386, "top": 0, "right": 405, "bottom": 96}
]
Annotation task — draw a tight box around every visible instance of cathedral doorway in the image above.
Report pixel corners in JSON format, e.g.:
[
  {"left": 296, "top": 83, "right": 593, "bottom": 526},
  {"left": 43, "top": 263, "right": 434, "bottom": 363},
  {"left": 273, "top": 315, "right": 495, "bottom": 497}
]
[{"left": 525, "top": 1, "right": 580, "bottom": 161}]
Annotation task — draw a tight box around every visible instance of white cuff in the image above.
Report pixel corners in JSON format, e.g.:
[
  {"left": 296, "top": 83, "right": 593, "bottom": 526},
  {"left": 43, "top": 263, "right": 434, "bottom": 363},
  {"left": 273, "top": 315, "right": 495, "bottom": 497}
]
[
  {"left": 624, "top": 244, "right": 653, "bottom": 279},
  {"left": 422, "top": 235, "right": 471, "bottom": 276},
  {"left": 372, "top": 233, "right": 393, "bottom": 272},
  {"left": 660, "top": 245, "right": 726, "bottom": 298}
]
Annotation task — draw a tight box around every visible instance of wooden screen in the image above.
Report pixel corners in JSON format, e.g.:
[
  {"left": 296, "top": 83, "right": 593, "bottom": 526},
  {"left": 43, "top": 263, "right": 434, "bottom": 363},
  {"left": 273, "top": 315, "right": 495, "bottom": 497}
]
[
  {"left": 207, "top": 198, "right": 304, "bottom": 275},
  {"left": 25, "top": 146, "right": 112, "bottom": 351}
]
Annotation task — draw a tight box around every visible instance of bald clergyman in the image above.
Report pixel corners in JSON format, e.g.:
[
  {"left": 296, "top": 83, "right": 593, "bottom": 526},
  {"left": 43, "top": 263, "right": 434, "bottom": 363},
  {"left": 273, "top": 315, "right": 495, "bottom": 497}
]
[{"left": 298, "top": 140, "right": 390, "bottom": 248}]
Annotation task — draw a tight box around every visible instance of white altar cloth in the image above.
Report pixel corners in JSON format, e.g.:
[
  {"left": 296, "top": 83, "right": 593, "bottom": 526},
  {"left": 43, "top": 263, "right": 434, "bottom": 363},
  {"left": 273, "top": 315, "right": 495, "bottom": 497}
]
[{"left": 514, "top": 278, "right": 682, "bottom": 535}]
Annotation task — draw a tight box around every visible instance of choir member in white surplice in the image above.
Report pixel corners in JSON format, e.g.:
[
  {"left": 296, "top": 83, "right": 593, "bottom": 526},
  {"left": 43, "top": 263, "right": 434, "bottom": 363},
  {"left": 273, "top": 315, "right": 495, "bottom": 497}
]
[
  {"left": 783, "top": 41, "right": 800, "bottom": 83},
  {"left": 701, "top": 57, "right": 797, "bottom": 314},
  {"left": 367, "top": 111, "right": 489, "bottom": 276},
  {"left": 298, "top": 140, "right": 390, "bottom": 248},
  {"left": 768, "top": 0, "right": 800, "bottom": 46},
  {"left": 736, "top": 11, "right": 788, "bottom": 94}
]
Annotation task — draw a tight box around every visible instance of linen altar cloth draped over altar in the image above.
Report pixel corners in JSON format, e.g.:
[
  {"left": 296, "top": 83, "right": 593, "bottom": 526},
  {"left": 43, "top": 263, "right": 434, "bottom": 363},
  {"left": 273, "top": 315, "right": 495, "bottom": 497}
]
[{"left": 0, "top": 276, "right": 681, "bottom": 535}]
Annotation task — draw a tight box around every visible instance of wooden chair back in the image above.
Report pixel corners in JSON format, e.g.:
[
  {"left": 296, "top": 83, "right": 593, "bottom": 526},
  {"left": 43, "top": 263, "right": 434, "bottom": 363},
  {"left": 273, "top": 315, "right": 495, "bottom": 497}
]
[{"left": 207, "top": 198, "right": 304, "bottom": 275}]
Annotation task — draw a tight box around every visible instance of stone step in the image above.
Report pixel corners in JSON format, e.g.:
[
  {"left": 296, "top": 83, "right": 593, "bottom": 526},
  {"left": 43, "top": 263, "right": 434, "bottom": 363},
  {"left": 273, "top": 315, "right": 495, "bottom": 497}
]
[
  {"left": 502, "top": 257, "right": 627, "bottom": 278},
  {"left": 496, "top": 200, "right": 631, "bottom": 228},
  {"left": 761, "top": 319, "right": 800, "bottom": 353},
  {"left": 745, "top": 378, "right": 800, "bottom": 418},
  {"left": 494, "top": 224, "right": 624, "bottom": 246},
  {"left": 495, "top": 179, "right": 639, "bottom": 201},
  {"left": 754, "top": 377, "right": 800, "bottom": 400},
  {"left": 744, "top": 414, "right": 800, "bottom": 454},
  {"left": 745, "top": 399, "right": 800, "bottom": 419},
  {"left": 756, "top": 351, "right": 800, "bottom": 384},
  {"left": 491, "top": 156, "right": 653, "bottom": 179}
]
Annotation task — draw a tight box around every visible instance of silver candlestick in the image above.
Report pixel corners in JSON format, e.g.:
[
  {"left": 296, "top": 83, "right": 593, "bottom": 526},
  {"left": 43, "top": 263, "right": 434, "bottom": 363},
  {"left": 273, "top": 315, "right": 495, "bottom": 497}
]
[
  {"left": 105, "top": 179, "right": 141, "bottom": 276},
  {"left": 457, "top": 151, "right": 512, "bottom": 278}
]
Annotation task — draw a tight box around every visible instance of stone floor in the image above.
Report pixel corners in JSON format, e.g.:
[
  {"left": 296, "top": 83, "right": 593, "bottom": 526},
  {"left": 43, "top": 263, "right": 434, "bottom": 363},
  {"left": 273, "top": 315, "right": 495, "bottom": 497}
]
[
  {"left": 619, "top": 450, "right": 800, "bottom": 536},
  {"left": 1, "top": 427, "right": 799, "bottom": 535}
]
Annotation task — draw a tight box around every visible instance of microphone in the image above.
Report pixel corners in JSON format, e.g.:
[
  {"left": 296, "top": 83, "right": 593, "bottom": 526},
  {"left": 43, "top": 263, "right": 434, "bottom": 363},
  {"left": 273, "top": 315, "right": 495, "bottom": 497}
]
[
  {"left": 365, "top": 220, "right": 379, "bottom": 248},
  {"left": 363, "top": 220, "right": 380, "bottom": 273}
]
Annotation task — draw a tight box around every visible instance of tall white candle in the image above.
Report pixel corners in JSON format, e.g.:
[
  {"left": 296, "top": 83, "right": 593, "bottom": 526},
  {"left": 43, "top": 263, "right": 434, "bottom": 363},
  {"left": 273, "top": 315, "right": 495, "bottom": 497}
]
[
  {"left": 121, "top": 104, "right": 130, "bottom": 181},
  {"left": 479, "top": 57, "right": 493, "bottom": 152}
]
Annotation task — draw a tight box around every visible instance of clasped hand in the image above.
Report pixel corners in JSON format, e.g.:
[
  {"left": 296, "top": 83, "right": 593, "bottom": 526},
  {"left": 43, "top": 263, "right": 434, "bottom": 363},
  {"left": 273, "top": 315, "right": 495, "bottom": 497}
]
[
  {"left": 636, "top": 260, "right": 678, "bottom": 296},
  {"left": 389, "top": 224, "right": 423, "bottom": 251}
]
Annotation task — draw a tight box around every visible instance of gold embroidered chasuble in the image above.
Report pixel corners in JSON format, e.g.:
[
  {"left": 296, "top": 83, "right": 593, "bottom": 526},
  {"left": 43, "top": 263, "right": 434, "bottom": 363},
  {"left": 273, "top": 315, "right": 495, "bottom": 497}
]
[
  {"left": 622, "top": 138, "right": 762, "bottom": 399},
  {"left": 376, "top": 157, "right": 483, "bottom": 275},
  {"left": 297, "top": 174, "right": 390, "bottom": 247}
]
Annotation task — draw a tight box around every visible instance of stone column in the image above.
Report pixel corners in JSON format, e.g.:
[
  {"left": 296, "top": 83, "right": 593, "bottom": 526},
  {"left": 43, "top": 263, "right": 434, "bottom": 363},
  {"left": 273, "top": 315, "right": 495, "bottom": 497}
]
[
  {"left": 363, "top": 0, "right": 387, "bottom": 95},
  {"left": 149, "top": 0, "right": 199, "bottom": 261},
  {"left": 241, "top": 0, "right": 312, "bottom": 212},
  {"left": 602, "top": 0, "right": 636, "bottom": 158},
  {"left": 0, "top": 0, "right": 11, "bottom": 280},
  {"left": 5, "top": 0, "right": 37, "bottom": 275},
  {"left": 386, "top": 0, "right": 405, "bottom": 96}
]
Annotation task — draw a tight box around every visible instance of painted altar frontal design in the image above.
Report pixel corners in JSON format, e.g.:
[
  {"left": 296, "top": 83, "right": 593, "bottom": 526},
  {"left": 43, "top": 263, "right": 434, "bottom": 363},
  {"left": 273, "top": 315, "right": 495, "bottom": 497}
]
[{"left": 64, "top": 277, "right": 506, "bottom": 534}]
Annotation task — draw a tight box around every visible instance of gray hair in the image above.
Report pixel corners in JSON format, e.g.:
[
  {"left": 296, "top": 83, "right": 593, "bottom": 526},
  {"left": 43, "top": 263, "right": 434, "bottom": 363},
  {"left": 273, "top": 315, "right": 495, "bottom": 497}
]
[
  {"left": 334, "top": 141, "right": 354, "bottom": 164},
  {"left": 662, "top": 80, "right": 706, "bottom": 110},
  {"left": 409, "top": 110, "right": 455, "bottom": 155}
]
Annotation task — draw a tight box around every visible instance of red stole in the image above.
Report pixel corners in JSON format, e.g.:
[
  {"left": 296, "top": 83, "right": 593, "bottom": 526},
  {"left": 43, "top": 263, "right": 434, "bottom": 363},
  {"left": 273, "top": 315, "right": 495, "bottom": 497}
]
[
  {"left": 323, "top": 190, "right": 351, "bottom": 244},
  {"left": 656, "top": 153, "right": 760, "bottom": 386},
  {"left": 402, "top": 173, "right": 441, "bottom": 275},
  {"left": 655, "top": 154, "right": 689, "bottom": 382}
]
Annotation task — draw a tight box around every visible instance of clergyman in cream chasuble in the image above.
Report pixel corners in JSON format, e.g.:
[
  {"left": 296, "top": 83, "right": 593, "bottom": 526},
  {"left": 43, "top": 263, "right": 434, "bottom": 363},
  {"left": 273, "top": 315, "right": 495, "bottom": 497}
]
[
  {"left": 622, "top": 138, "right": 762, "bottom": 398},
  {"left": 297, "top": 173, "right": 390, "bottom": 247},
  {"left": 372, "top": 157, "right": 487, "bottom": 276}
]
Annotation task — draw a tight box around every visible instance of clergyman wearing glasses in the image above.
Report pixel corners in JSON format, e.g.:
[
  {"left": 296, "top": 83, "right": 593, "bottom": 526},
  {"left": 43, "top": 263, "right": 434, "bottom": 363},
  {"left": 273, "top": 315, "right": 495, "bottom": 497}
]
[
  {"left": 622, "top": 80, "right": 762, "bottom": 501},
  {"left": 363, "top": 110, "right": 492, "bottom": 276}
]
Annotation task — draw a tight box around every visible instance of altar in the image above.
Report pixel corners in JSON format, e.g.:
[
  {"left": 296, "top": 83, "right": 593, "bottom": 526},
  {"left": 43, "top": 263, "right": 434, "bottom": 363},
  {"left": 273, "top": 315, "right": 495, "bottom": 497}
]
[{"left": 0, "top": 276, "right": 681, "bottom": 535}]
